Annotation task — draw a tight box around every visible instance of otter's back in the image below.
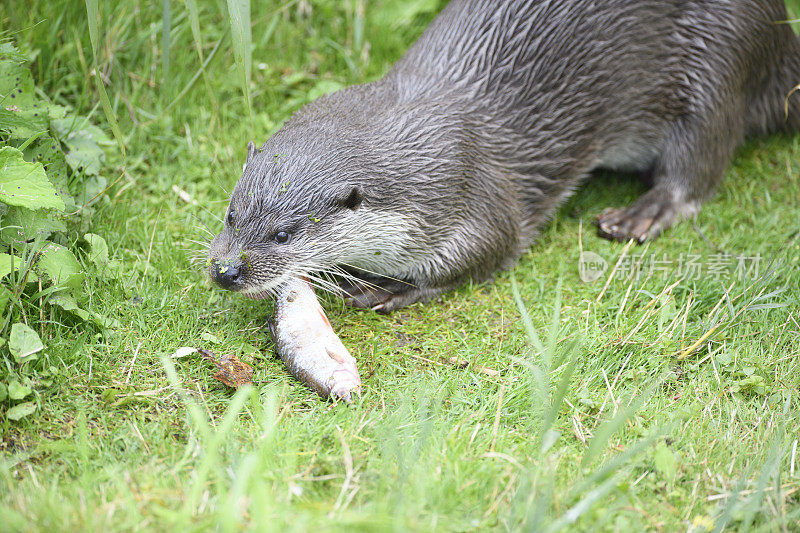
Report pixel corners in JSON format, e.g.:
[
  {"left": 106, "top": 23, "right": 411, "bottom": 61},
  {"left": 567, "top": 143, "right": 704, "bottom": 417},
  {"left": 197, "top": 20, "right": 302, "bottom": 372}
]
[
  {"left": 386, "top": 0, "right": 686, "bottom": 122},
  {"left": 386, "top": 0, "right": 796, "bottom": 136}
]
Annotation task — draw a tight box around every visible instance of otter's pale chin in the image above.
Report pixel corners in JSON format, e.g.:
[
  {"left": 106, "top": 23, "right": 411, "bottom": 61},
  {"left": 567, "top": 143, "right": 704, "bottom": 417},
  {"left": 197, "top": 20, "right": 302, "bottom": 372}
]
[
  {"left": 240, "top": 273, "right": 293, "bottom": 300},
  {"left": 242, "top": 290, "right": 271, "bottom": 300}
]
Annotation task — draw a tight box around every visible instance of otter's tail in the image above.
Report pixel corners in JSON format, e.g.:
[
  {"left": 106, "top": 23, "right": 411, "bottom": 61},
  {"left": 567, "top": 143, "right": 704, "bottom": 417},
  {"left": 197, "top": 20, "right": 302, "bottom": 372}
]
[{"left": 750, "top": 34, "right": 800, "bottom": 136}]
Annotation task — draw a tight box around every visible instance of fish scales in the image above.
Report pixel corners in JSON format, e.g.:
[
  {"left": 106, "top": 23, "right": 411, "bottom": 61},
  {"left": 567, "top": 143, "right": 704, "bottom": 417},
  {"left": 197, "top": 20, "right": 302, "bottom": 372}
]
[{"left": 269, "top": 278, "right": 362, "bottom": 402}]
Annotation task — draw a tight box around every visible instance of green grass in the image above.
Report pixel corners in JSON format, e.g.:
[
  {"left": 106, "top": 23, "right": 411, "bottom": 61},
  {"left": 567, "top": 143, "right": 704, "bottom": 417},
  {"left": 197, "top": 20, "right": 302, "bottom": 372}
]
[{"left": 2, "top": 0, "right": 800, "bottom": 530}]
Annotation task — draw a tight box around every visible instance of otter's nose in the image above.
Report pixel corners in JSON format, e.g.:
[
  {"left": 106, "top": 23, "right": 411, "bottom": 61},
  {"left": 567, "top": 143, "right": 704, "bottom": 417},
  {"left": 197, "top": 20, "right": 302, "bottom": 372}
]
[{"left": 211, "top": 259, "right": 245, "bottom": 290}]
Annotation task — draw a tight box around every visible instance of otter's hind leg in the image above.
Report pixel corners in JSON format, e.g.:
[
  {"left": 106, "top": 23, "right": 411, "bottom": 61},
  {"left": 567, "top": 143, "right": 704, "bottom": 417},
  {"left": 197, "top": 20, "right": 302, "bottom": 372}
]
[{"left": 597, "top": 103, "right": 745, "bottom": 243}]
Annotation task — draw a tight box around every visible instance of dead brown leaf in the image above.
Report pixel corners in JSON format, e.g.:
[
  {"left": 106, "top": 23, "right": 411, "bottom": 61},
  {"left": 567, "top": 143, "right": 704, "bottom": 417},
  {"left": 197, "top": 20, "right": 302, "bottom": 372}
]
[
  {"left": 198, "top": 348, "right": 254, "bottom": 388},
  {"left": 447, "top": 356, "right": 500, "bottom": 377}
]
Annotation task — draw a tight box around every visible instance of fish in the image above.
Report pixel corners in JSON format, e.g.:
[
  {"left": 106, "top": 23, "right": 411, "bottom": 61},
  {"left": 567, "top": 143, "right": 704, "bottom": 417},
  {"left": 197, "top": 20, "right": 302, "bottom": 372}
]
[{"left": 268, "top": 277, "right": 362, "bottom": 402}]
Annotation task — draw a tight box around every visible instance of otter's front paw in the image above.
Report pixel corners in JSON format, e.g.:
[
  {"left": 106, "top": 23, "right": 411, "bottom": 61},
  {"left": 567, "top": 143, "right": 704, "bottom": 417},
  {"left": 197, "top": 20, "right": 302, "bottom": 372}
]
[
  {"left": 342, "top": 285, "right": 395, "bottom": 313},
  {"left": 339, "top": 280, "right": 434, "bottom": 313}
]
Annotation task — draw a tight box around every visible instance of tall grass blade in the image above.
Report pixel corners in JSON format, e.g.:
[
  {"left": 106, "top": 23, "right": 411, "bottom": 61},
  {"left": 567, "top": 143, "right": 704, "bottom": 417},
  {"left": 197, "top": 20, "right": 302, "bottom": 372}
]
[
  {"left": 752, "top": 508, "right": 800, "bottom": 533},
  {"left": 185, "top": 0, "right": 204, "bottom": 60},
  {"left": 581, "top": 376, "right": 663, "bottom": 468},
  {"left": 222, "top": 453, "right": 258, "bottom": 530},
  {"left": 570, "top": 423, "right": 671, "bottom": 499},
  {"left": 544, "top": 476, "right": 618, "bottom": 533},
  {"left": 186, "top": 384, "right": 253, "bottom": 514},
  {"left": 510, "top": 276, "right": 545, "bottom": 354},
  {"left": 713, "top": 427, "right": 788, "bottom": 532},
  {"left": 544, "top": 278, "right": 563, "bottom": 368},
  {"left": 540, "top": 341, "right": 578, "bottom": 454},
  {"left": 227, "top": 0, "right": 253, "bottom": 133},
  {"left": 160, "top": 356, "right": 211, "bottom": 440},
  {"left": 93, "top": 74, "right": 126, "bottom": 158},
  {"left": 83, "top": 0, "right": 126, "bottom": 158},
  {"left": 161, "top": 0, "right": 172, "bottom": 99},
  {"left": 161, "top": 30, "right": 228, "bottom": 118},
  {"left": 712, "top": 468, "right": 755, "bottom": 532},
  {"left": 183, "top": 0, "right": 221, "bottom": 115},
  {"left": 512, "top": 276, "right": 577, "bottom": 454},
  {"left": 84, "top": 0, "right": 98, "bottom": 58}
]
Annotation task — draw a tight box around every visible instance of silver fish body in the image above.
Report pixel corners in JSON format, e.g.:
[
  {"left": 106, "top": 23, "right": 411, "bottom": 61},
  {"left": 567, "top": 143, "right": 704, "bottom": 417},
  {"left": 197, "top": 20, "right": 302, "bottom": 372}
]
[{"left": 269, "top": 278, "right": 362, "bottom": 402}]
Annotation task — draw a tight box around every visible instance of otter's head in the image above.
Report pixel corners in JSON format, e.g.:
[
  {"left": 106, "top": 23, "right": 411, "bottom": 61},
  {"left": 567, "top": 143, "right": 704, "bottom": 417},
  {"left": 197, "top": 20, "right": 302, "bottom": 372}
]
[
  {"left": 206, "top": 83, "right": 460, "bottom": 297},
  {"left": 207, "top": 121, "right": 411, "bottom": 298}
]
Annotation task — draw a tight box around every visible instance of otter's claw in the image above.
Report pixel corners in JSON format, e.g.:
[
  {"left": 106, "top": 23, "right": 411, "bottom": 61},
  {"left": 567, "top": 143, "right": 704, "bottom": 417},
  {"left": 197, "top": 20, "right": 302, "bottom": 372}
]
[
  {"left": 597, "top": 207, "right": 656, "bottom": 243},
  {"left": 596, "top": 189, "right": 697, "bottom": 243}
]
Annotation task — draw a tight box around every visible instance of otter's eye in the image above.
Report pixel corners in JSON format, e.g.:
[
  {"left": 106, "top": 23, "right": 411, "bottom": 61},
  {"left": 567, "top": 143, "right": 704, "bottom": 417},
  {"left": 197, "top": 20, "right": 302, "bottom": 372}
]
[
  {"left": 227, "top": 209, "right": 236, "bottom": 226},
  {"left": 274, "top": 231, "right": 290, "bottom": 244}
]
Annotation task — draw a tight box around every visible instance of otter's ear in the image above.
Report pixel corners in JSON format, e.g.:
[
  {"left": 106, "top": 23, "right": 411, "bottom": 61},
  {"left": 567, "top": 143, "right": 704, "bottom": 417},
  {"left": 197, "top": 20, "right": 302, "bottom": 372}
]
[
  {"left": 246, "top": 141, "right": 257, "bottom": 164},
  {"left": 338, "top": 186, "right": 364, "bottom": 211}
]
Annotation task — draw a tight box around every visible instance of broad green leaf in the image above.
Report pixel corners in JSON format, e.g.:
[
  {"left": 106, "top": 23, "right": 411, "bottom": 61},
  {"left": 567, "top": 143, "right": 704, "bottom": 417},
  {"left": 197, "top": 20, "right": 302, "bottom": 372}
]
[
  {"left": 0, "top": 253, "right": 23, "bottom": 279},
  {"left": 107, "top": 260, "right": 124, "bottom": 279},
  {"left": 52, "top": 115, "right": 111, "bottom": 150},
  {"left": 0, "top": 42, "right": 28, "bottom": 62},
  {"left": 84, "top": 232, "right": 109, "bottom": 266},
  {"left": 653, "top": 442, "right": 678, "bottom": 483},
  {"left": 201, "top": 332, "right": 221, "bottom": 344},
  {"left": 57, "top": 127, "right": 106, "bottom": 176},
  {"left": 84, "top": 232, "right": 109, "bottom": 262},
  {"left": 0, "top": 108, "right": 43, "bottom": 137},
  {"left": 37, "top": 242, "right": 84, "bottom": 290},
  {"left": 0, "top": 55, "right": 36, "bottom": 108},
  {"left": 89, "top": 310, "right": 121, "bottom": 330},
  {"left": 0, "top": 146, "right": 66, "bottom": 211},
  {"left": 375, "top": 0, "right": 439, "bottom": 27},
  {"left": 0, "top": 207, "right": 67, "bottom": 245},
  {"left": 75, "top": 175, "right": 108, "bottom": 208},
  {"left": 6, "top": 401, "right": 36, "bottom": 421},
  {"left": 0, "top": 382, "right": 7, "bottom": 402},
  {"left": 49, "top": 293, "right": 90, "bottom": 321},
  {"left": 0, "top": 62, "right": 48, "bottom": 139},
  {"left": 83, "top": 233, "right": 122, "bottom": 279},
  {"left": 0, "top": 285, "right": 11, "bottom": 315},
  {"left": 307, "top": 80, "right": 345, "bottom": 101},
  {"left": 8, "top": 380, "right": 32, "bottom": 400},
  {"left": 48, "top": 104, "right": 68, "bottom": 120},
  {"left": 22, "top": 135, "right": 74, "bottom": 209},
  {"left": 9, "top": 322, "right": 44, "bottom": 363},
  {"left": 0, "top": 253, "right": 38, "bottom": 283}
]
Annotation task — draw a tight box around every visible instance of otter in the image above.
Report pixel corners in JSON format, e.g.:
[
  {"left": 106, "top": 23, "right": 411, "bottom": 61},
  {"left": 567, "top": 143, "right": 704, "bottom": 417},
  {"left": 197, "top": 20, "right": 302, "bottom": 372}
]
[{"left": 208, "top": 0, "right": 800, "bottom": 312}]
